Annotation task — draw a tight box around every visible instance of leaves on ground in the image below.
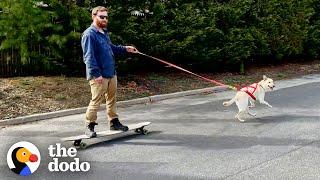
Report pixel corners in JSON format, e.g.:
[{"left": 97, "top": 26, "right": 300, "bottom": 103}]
[{"left": 1, "top": 60, "right": 320, "bottom": 120}]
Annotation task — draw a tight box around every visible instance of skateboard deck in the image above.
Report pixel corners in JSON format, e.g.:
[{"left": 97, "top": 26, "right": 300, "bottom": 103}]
[{"left": 61, "top": 121, "right": 151, "bottom": 149}]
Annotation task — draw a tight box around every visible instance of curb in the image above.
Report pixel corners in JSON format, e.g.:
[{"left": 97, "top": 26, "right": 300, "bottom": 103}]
[{"left": 0, "top": 86, "right": 226, "bottom": 126}]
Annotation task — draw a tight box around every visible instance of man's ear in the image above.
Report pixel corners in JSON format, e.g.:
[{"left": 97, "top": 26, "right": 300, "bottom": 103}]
[{"left": 263, "top": 75, "right": 267, "bottom": 81}]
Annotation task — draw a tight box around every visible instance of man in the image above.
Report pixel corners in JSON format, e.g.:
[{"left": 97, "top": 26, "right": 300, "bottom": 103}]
[{"left": 81, "top": 6, "right": 138, "bottom": 137}]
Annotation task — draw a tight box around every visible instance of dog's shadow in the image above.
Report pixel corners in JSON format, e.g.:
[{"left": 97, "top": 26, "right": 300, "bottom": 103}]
[{"left": 245, "top": 114, "right": 319, "bottom": 123}]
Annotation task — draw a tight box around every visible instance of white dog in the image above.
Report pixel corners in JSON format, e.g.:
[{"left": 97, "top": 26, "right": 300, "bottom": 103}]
[{"left": 223, "top": 75, "right": 275, "bottom": 122}]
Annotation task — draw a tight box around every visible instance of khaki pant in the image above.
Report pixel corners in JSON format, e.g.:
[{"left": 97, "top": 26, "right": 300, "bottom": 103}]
[{"left": 85, "top": 76, "right": 118, "bottom": 125}]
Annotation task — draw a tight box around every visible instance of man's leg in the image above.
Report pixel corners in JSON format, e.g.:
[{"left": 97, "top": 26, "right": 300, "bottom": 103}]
[
  {"left": 105, "top": 76, "right": 118, "bottom": 120},
  {"left": 85, "top": 79, "right": 104, "bottom": 137},
  {"left": 106, "top": 76, "right": 128, "bottom": 131}
]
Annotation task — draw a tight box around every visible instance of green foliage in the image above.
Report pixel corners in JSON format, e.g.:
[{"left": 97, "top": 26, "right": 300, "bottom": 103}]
[
  {"left": 0, "top": 0, "right": 90, "bottom": 74},
  {"left": 107, "top": 0, "right": 315, "bottom": 73},
  {"left": 305, "top": 0, "right": 320, "bottom": 58},
  {"left": 0, "top": 0, "right": 319, "bottom": 76}
]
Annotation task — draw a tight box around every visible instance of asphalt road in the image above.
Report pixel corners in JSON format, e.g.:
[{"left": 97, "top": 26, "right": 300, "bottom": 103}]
[{"left": 0, "top": 75, "right": 320, "bottom": 180}]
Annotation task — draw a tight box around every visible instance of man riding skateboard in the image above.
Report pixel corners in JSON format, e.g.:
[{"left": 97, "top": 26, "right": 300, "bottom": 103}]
[{"left": 81, "top": 6, "right": 138, "bottom": 138}]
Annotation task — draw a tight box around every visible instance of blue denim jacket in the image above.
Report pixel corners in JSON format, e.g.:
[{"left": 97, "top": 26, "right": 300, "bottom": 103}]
[{"left": 81, "top": 24, "right": 126, "bottom": 80}]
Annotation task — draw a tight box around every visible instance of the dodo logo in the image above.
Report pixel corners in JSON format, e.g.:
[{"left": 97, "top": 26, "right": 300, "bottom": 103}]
[{"left": 7, "top": 141, "right": 41, "bottom": 176}]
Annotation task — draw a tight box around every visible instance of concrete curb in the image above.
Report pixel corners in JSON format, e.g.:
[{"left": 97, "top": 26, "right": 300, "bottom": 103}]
[{"left": 0, "top": 86, "right": 226, "bottom": 126}]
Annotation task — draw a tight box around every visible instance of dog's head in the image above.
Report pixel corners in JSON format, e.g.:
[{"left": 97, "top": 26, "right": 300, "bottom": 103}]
[{"left": 259, "top": 75, "right": 275, "bottom": 91}]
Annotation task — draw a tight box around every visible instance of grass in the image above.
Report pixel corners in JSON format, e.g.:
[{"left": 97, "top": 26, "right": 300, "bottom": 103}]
[
  {"left": 1, "top": 60, "right": 320, "bottom": 120},
  {"left": 54, "top": 94, "right": 67, "bottom": 101}
]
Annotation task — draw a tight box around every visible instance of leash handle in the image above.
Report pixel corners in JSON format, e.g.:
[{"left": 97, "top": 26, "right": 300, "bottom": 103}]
[{"left": 137, "top": 52, "right": 238, "bottom": 91}]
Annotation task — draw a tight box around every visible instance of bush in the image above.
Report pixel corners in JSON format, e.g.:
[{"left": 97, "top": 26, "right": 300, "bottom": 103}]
[{"left": 0, "top": 0, "right": 319, "bottom": 76}]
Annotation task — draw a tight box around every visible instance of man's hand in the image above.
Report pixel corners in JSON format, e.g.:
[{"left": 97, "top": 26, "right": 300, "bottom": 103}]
[
  {"left": 95, "top": 76, "right": 103, "bottom": 84},
  {"left": 125, "top": 46, "right": 138, "bottom": 53}
]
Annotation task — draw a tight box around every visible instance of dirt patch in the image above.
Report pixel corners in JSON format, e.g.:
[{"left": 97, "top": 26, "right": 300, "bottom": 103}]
[{"left": 1, "top": 60, "right": 320, "bottom": 120}]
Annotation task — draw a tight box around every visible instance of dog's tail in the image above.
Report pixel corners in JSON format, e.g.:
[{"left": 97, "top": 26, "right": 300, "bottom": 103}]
[{"left": 223, "top": 97, "right": 236, "bottom": 107}]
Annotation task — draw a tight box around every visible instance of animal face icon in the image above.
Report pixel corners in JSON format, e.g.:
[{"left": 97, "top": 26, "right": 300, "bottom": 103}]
[
  {"left": 16, "top": 147, "right": 38, "bottom": 163},
  {"left": 7, "top": 142, "right": 41, "bottom": 176}
]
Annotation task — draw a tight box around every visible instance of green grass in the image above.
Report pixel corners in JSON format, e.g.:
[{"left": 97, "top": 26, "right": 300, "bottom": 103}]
[
  {"left": 20, "top": 79, "right": 31, "bottom": 86},
  {"left": 276, "top": 73, "right": 287, "bottom": 78},
  {"left": 54, "top": 94, "right": 67, "bottom": 101},
  {"left": 148, "top": 73, "right": 169, "bottom": 81}
]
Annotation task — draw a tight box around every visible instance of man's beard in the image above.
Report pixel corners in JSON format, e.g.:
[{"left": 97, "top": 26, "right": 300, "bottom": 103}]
[{"left": 97, "top": 20, "right": 107, "bottom": 29}]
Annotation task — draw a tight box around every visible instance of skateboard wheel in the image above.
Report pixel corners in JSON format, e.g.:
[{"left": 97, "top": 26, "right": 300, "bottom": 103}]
[
  {"left": 142, "top": 129, "right": 148, "bottom": 135},
  {"left": 135, "top": 128, "right": 141, "bottom": 134},
  {"left": 79, "top": 142, "right": 87, "bottom": 149},
  {"left": 135, "top": 128, "right": 148, "bottom": 135},
  {"left": 74, "top": 140, "right": 81, "bottom": 146}
]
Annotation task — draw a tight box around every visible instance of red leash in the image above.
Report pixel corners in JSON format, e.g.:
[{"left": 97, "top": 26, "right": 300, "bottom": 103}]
[{"left": 138, "top": 52, "right": 238, "bottom": 91}]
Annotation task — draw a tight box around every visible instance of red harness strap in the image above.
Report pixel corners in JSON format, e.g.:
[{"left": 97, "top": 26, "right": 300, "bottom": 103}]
[{"left": 240, "top": 83, "right": 258, "bottom": 100}]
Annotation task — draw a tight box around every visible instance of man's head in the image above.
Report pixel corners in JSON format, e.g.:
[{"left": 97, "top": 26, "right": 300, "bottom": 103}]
[{"left": 92, "top": 6, "right": 108, "bottom": 29}]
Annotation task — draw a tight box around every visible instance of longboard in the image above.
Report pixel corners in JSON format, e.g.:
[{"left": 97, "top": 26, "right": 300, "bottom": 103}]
[{"left": 61, "top": 122, "right": 151, "bottom": 149}]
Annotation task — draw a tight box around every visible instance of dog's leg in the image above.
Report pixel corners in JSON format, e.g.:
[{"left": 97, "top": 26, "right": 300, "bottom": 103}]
[
  {"left": 247, "top": 109, "right": 256, "bottom": 117},
  {"left": 235, "top": 110, "right": 246, "bottom": 122},
  {"left": 258, "top": 94, "right": 272, "bottom": 108},
  {"left": 235, "top": 94, "right": 249, "bottom": 122},
  {"left": 247, "top": 99, "right": 256, "bottom": 116},
  {"left": 260, "top": 100, "right": 272, "bottom": 108},
  {"left": 248, "top": 100, "right": 256, "bottom": 116},
  {"left": 248, "top": 100, "right": 255, "bottom": 109}
]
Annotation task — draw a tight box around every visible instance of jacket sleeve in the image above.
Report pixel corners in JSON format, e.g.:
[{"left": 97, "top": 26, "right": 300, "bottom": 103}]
[
  {"left": 110, "top": 43, "right": 127, "bottom": 56},
  {"left": 81, "top": 33, "right": 101, "bottom": 78}
]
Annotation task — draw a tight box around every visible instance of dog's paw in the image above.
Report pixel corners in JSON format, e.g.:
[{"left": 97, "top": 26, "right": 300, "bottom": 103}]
[
  {"left": 236, "top": 117, "right": 245, "bottom": 122},
  {"left": 268, "top": 105, "right": 273, "bottom": 108}
]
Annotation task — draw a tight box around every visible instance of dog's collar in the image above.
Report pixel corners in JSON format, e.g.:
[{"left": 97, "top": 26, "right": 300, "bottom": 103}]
[{"left": 259, "top": 84, "right": 266, "bottom": 91}]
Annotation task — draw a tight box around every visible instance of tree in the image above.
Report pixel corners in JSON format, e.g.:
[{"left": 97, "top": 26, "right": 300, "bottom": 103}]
[{"left": 0, "top": 0, "right": 90, "bottom": 75}]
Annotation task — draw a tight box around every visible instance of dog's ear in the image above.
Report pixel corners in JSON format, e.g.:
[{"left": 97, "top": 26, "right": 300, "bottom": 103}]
[{"left": 263, "top": 75, "right": 267, "bottom": 80}]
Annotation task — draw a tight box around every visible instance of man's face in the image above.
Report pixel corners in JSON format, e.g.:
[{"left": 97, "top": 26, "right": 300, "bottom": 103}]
[{"left": 94, "top": 11, "right": 108, "bottom": 29}]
